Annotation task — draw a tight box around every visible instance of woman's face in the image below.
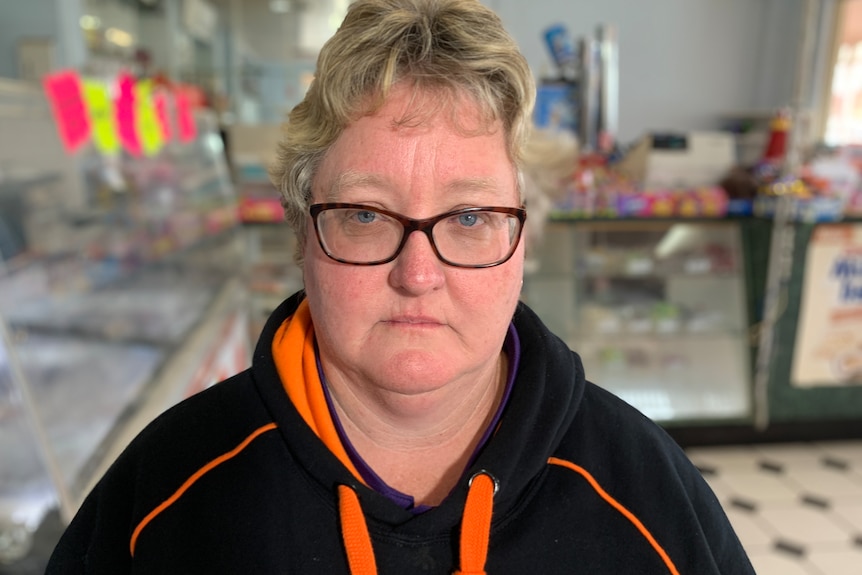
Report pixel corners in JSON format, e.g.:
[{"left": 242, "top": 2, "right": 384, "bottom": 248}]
[{"left": 303, "top": 85, "right": 525, "bottom": 400}]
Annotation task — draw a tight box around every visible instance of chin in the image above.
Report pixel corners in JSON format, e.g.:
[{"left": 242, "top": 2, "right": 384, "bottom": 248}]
[{"left": 374, "top": 350, "right": 461, "bottom": 394}]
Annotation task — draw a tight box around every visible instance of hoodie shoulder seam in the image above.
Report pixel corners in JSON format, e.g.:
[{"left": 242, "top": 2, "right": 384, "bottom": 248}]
[
  {"left": 129, "top": 422, "right": 278, "bottom": 558},
  {"left": 547, "top": 456, "right": 681, "bottom": 575}
]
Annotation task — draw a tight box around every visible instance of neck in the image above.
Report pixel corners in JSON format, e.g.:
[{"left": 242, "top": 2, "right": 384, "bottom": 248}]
[{"left": 325, "top": 353, "right": 508, "bottom": 505}]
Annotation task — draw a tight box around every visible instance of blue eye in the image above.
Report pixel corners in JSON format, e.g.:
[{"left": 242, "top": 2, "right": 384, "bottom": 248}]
[
  {"left": 458, "top": 213, "right": 479, "bottom": 227},
  {"left": 356, "top": 210, "right": 377, "bottom": 223}
]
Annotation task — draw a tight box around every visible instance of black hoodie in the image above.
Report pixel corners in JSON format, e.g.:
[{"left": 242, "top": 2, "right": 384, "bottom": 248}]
[{"left": 47, "top": 292, "right": 754, "bottom": 574}]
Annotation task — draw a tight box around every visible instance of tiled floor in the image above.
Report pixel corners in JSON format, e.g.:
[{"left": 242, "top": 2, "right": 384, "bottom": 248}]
[{"left": 686, "top": 440, "right": 862, "bottom": 575}]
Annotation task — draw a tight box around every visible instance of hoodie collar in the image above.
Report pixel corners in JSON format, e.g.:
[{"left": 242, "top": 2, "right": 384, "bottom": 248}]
[{"left": 252, "top": 292, "right": 585, "bottom": 530}]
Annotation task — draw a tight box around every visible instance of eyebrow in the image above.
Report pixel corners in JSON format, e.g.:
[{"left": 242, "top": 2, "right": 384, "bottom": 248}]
[
  {"left": 325, "top": 171, "right": 502, "bottom": 202},
  {"left": 444, "top": 177, "right": 500, "bottom": 196},
  {"left": 324, "top": 171, "right": 392, "bottom": 201}
]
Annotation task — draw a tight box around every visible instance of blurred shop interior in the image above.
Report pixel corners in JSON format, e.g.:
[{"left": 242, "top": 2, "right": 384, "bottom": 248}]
[{"left": 1, "top": 0, "right": 862, "bottom": 571}]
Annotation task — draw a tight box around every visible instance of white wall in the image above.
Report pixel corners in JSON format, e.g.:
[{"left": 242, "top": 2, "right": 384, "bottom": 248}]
[
  {"left": 0, "top": 0, "right": 58, "bottom": 78},
  {"left": 54, "top": 0, "right": 87, "bottom": 72},
  {"left": 0, "top": 0, "right": 818, "bottom": 143},
  {"left": 228, "top": 0, "right": 347, "bottom": 60},
  {"left": 493, "top": 0, "right": 805, "bottom": 142},
  {"left": 228, "top": 0, "right": 301, "bottom": 61},
  {"left": 139, "top": 1, "right": 200, "bottom": 80}
]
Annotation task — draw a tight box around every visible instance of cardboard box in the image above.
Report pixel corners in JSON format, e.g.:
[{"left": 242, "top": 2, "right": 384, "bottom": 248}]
[{"left": 617, "top": 132, "right": 736, "bottom": 189}]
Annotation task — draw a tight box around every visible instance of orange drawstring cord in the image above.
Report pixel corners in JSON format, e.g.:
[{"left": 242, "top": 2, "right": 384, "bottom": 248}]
[
  {"left": 338, "top": 485, "right": 379, "bottom": 575},
  {"left": 453, "top": 472, "right": 496, "bottom": 575},
  {"left": 337, "top": 472, "right": 496, "bottom": 575}
]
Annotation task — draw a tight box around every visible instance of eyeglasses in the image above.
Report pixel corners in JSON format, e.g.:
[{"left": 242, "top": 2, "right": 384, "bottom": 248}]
[{"left": 309, "top": 203, "right": 526, "bottom": 268}]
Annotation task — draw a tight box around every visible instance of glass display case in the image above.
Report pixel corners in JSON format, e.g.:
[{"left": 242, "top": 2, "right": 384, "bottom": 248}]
[
  {"left": 243, "top": 223, "right": 303, "bottom": 342},
  {"left": 0, "top": 79, "right": 249, "bottom": 569},
  {"left": 522, "top": 220, "right": 752, "bottom": 424},
  {"left": 229, "top": 125, "right": 304, "bottom": 343}
]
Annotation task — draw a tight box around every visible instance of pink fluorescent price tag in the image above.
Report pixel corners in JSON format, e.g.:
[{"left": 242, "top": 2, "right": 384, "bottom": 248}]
[
  {"left": 42, "top": 70, "right": 91, "bottom": 153},
  {"left": 174, "top": 89, "right": 197, "bottom": 143},
  {"left": 153, "top": 91, "right": 172, "bottom": 141},
  {"left": 115, "top": 73, "right": 142, "bottom": 156}
]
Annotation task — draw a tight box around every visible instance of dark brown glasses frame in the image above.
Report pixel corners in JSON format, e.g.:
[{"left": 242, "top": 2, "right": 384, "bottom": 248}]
[{"left": 309, "top": 202, "right": 527, "bottom": 268}]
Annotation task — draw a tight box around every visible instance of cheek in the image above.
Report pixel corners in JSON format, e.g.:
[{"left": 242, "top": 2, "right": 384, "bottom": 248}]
[
  {"left": 305, "top": 254, "right": 381, "bottom": 319},
  {"left": 496, "top": 240, "right": 525, "bottom": 294},
  {"left": 499, "top": 251, "right": 526, "bottom": 312},
  {"left": 457, "top": 257, "right": 524, "bottom": 314}
]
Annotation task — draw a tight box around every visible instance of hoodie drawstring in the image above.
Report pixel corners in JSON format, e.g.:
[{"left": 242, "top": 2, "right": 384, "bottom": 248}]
[
  {"left": 338, "top": 484, "right": 379, "bottom": 575},
  {"left": 338, "top": 472, "right": 497, "bottom": 575},
  {"left": 453, "top": 472, "right": 496, "bottom": 575}
]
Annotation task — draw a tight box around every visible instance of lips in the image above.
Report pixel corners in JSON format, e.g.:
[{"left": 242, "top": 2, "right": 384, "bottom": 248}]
[{"left": 387, "top": 315, "right": 443, "bottom": 326}]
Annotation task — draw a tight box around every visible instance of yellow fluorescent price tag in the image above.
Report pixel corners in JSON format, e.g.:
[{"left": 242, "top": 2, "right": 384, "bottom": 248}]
[
  {"left": 82, "top": 80, "right": 120, "bottom": 155},
  {"left": 134, "top": 80, "right": 164, "bottom": 156}
]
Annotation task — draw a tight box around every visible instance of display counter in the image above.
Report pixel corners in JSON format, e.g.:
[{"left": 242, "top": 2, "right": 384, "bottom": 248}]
[
  {"left": 522, "top": 211, "right": 862, "bottom": 444},
  {"left": 229, "top": 123, "right": 304, "bottom": 342},
  {"left": 0, "top": 79, "right": 249, "bottom": 567},
  {"left": 522, "top": 218, "right": 755, "bottom": 425}
]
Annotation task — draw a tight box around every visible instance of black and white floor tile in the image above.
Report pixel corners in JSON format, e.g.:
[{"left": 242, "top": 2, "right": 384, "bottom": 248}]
[{"left": 686, "top": 440, "right": 862, "bottom": 575}]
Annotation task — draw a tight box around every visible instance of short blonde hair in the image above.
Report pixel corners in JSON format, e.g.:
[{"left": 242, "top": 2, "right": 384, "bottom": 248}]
[{"left": 270, "top": 0, "right": 535, "bottom": 264}]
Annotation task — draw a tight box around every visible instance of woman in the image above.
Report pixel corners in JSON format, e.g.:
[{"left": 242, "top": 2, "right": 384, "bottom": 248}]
[{"left": 48, "top": 1, "right": 754, "bottom": 573}]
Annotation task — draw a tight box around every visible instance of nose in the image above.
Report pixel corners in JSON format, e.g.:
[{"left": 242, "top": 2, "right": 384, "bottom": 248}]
[{"left": 388, "top": 230, "right": 445, "bottom": 294}]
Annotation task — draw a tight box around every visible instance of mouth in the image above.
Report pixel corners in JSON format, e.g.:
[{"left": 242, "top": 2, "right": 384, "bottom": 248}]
[{"left": 386, "top": 315, "right": 443, "bottom": 327}]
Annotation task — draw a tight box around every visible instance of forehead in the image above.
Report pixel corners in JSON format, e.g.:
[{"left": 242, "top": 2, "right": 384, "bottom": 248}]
[{"left": 314, "top": 86, "right": 517, "bottom": 205}]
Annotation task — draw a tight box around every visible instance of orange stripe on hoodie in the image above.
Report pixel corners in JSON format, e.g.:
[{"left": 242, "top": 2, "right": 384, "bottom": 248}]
[
  {"left": 272, "top": 299, "right": 365, "bottom": 482},
  {"left": 130, "top": 423, "right": 277, "bottom": 556},
  {"left": 548, "top": 457, "right": 680, "bottom": 575},
  {"left": 129, "top": 302, "right": 361, "bottom": 558}
]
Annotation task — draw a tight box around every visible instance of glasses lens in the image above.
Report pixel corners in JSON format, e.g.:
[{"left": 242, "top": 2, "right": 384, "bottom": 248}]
[
  {"left": 315, "top": 207, "right": 402, "bottom": 264},
  {"left": 313, "top": 205, "right": 523, "bottom": 267},
  {"left": 432, "top": 210, "right": 521, "bottom": 266}
]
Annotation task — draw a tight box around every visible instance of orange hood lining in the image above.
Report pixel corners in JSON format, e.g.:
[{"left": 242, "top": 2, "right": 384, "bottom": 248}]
[{"left": 271, "top": 298, "right": 364, "bottom": 482}]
